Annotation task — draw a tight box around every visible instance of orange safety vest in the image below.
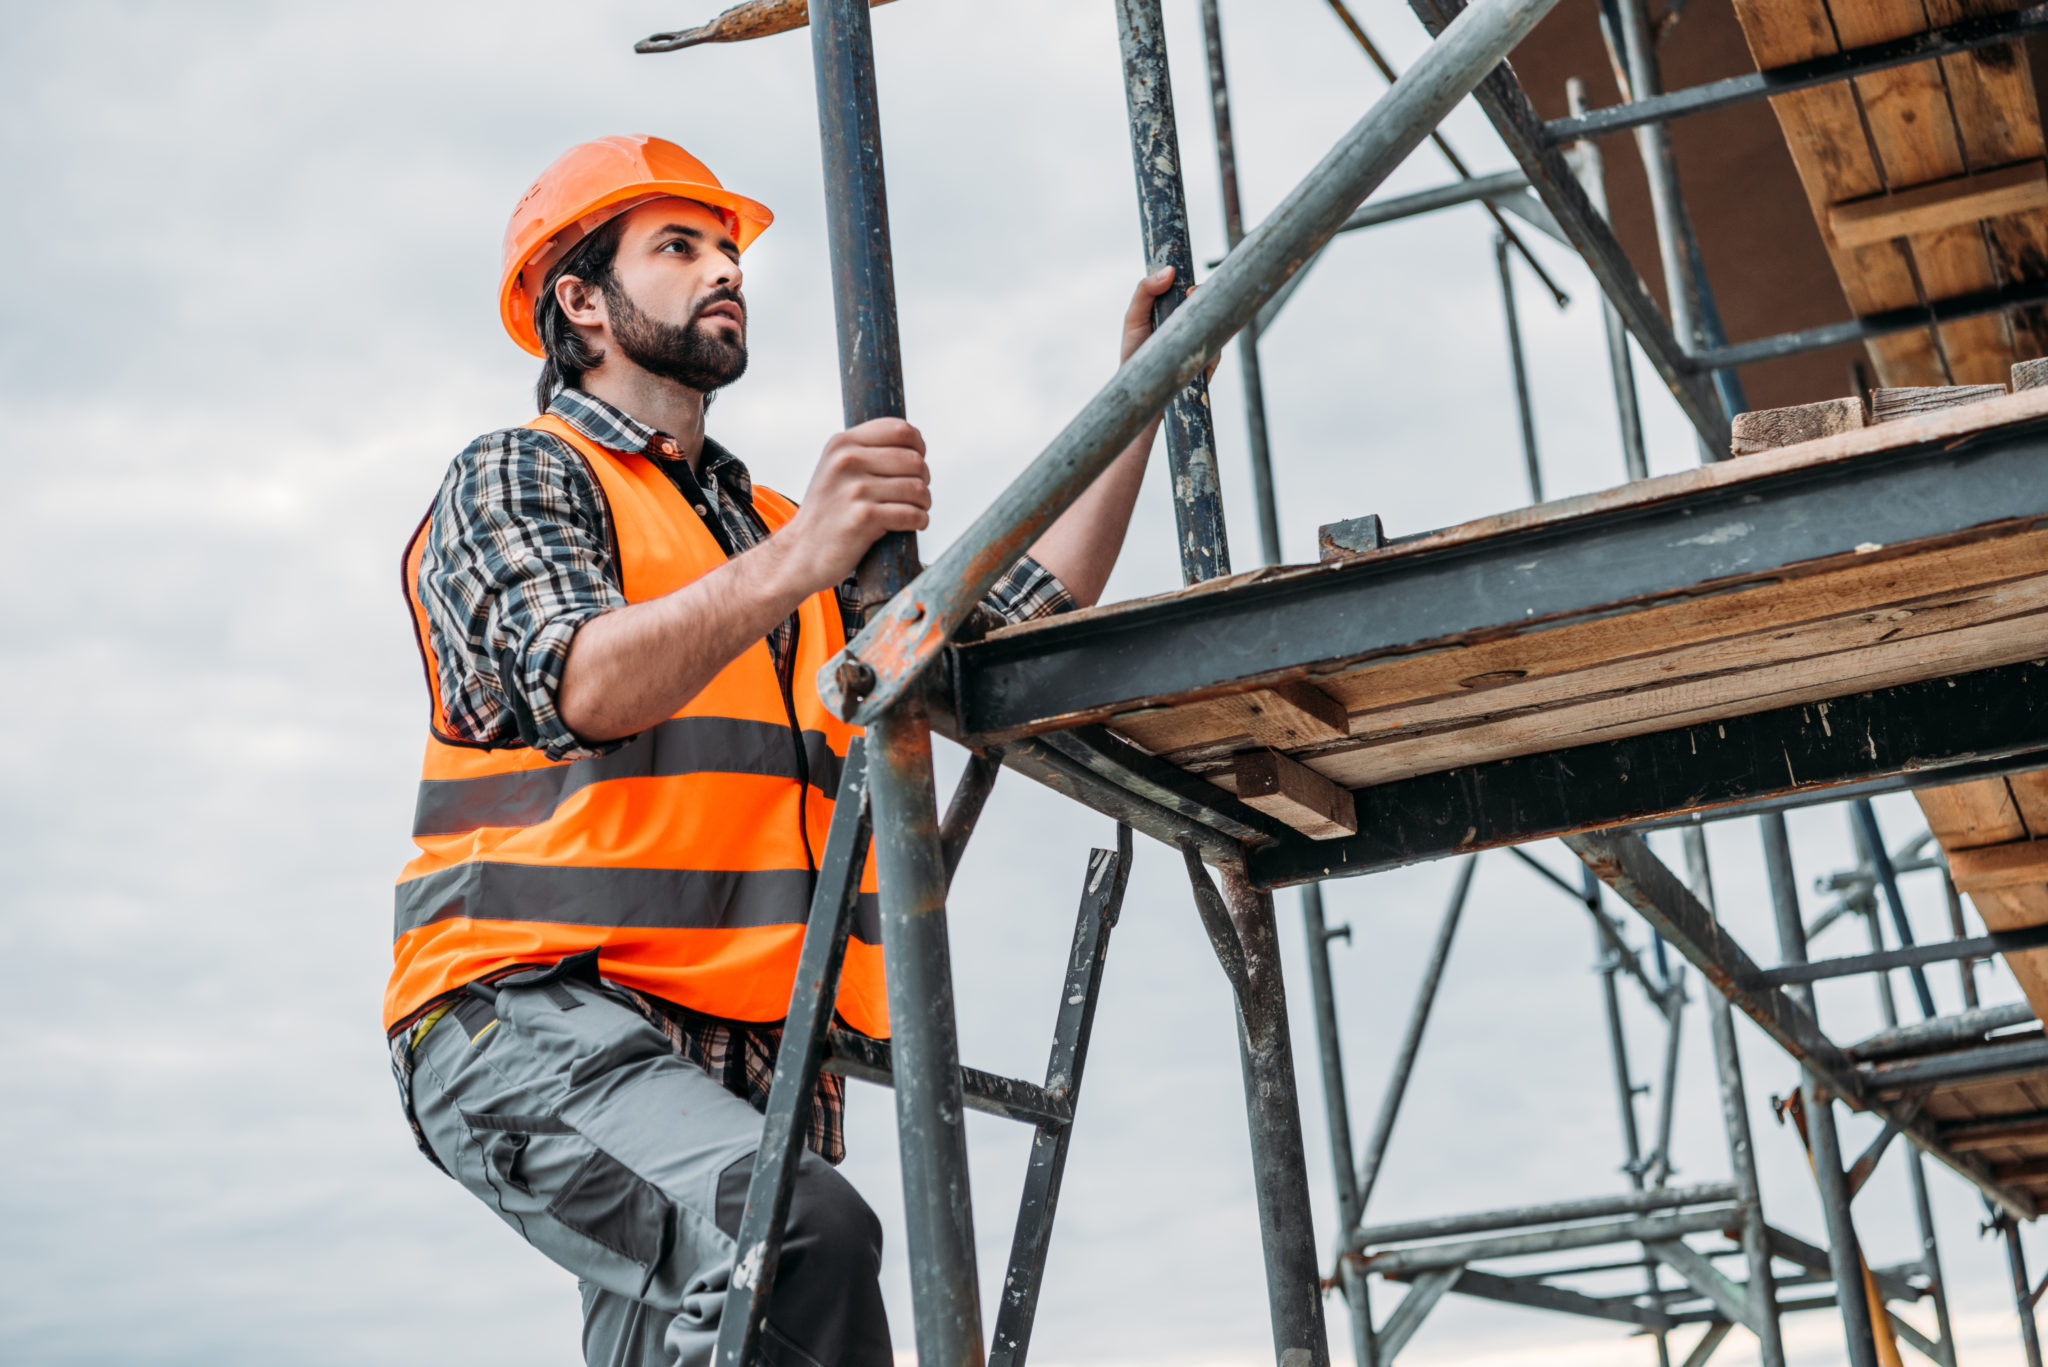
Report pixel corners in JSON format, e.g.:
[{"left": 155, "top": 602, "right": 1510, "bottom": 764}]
[{"left": 385, "top": 412, "right": 886, "bottom": 1036}]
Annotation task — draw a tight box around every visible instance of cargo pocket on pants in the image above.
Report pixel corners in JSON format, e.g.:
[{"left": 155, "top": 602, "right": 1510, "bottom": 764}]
[
  {"left": 550, "top": 1146, "right": 678, "bottom": 1296},
  {"left": 463, "top": 1111, "right": 575, "bottom": 1199}
]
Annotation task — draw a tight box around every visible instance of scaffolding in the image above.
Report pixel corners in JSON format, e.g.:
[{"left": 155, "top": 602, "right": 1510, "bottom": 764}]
[{"left": 633, "top": 2, "right": 2048, "bottom": 1365}]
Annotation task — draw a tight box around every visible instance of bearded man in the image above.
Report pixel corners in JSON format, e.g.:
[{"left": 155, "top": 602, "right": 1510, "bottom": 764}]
[{"left": 383, "top": 136, "right": 1171, "bottom": 1367}]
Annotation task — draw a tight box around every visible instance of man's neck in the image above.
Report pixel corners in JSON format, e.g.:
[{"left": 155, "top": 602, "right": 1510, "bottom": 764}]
[{"left": 579, "top": 365, "right": 708, "bottom": 468}]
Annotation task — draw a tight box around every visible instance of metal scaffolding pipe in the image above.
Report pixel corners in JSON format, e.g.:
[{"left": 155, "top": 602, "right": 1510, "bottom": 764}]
[
  {"left": 2000, "top": 1209, "right": 2046, "bottom": 1367},
  {"left": 1364, "top": 1207, "right": 1742, "bottom": 1275},
  {"left": 1941, "top": 868, "right": 1983, "bottom": 1009},
  {"left": 1199, "top": 0, "right": 1280, "bottom": 567},
  {"left": 1217, "top": 865, "right": 1333, "bottom": 1367},
  {"left": 1112, "top": 0, "right": 1231, "bottom": 584},
  {"left": 1853, "top": 800, "right": 1938, "bottom": 1020},
  {"left": 1613, "top": 0, "right": 1743, "bottom": 437},
  {"left": 809, "top": 6, "right": 981, "bottom": 1364},
  {"left": 1707, "top": 986, "right": 1788, "bottom": 1366},
  {"left": 1683, "top": 825, "right": 1787, "bottom": 1365},
  {"left": 1300, "top": 882, "right": 1374, "bottom": 1367},
  {"left": 1340, "top": 166, "right": 1531, "bottom": 231},
  {"left": 1302, "top": 885, "right": 1361, "bottom": 1228},
  {"left": 1849, "top": 1002, "right": 2037, "bottom": 1061},
  {"left": 1760, "top": 813, "right": 1881, "bottom": 1367},
  {"left": 1567, "top": 77, "right": 1648, "bottom": 483},
  {"left": 1855, "top": 907, "right": 1957, "bottom": 1366},
  {"left": 1358, "top": 1181, "right": 1737, "bottom": 1247},
  {"left": 1494, "top": 232, "right": 1544, "bottom": 504},
  {"left": 821, "top": 0, "right": 1569, "bottom": 722}
]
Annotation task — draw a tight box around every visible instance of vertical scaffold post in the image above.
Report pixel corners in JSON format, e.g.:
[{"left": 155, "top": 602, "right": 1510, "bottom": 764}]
[
  {"left": 1852, "top": 896, "right": 1957, "bottom": 1367},
  {"left": 1198, "top": 0, "right": 1281, "bottom": 566},
  {"left": 1584, "top": 865, "right": 1671, "bottom": 1367},
  {"left": 2000, "top": 1208, "right": 2046, "bottom": 1367},
  {"left": 810, "top": 5, "right": 982, "bottom": 1364},
  {"left": 1112, "top": 0, "right": 1231, "bottom": 584},
  {"left": 1299, "top": 885, "right": 1372, "bottom": 1366},
  {"left": 1682, "top": 828, "right": 1787, "bottom": 1367},
  {"left": 1611, "top": 0, "right": 1746, "bottom": 431},
  {"left": 1565, "top": 77, "right": 1648, "bottom": 483},
  {"left": 1760, "top": 813, "right": 1880, "bottom": 1367},
  {"left": 1218, "top": 864, "right": 1333, "bottom": 1367}
]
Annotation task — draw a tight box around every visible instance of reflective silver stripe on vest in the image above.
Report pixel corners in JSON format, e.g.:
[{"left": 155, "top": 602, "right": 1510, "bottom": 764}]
[
  {"left": 395, "top": 861, "right": 881, "bottom": 944},
  {"left": 413, "top": 717, "right": 845, "bottom": 837}
]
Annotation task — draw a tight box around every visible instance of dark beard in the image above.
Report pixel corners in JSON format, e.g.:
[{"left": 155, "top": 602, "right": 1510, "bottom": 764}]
[{"left": 604, "top": 282, "right": 750, "bottom": 391}]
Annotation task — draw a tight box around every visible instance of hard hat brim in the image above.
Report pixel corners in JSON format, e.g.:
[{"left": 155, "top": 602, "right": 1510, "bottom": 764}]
[{"left": 500, "top": 181, "right": 774, "bottom": 358}]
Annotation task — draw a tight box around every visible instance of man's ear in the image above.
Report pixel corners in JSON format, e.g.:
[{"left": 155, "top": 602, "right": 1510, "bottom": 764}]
[{"left": 556, "top": 274, "right": 607, "bottom": 331}]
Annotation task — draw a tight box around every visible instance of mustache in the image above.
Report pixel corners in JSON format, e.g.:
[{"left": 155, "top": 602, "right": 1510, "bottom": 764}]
[{"left": 692, "top": 287, "right": 746, "bottom": 325}]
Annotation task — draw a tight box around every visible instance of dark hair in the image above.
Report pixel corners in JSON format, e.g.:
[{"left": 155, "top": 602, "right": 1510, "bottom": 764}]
[{"left": 533, "top": 214, "right": 631, "bottom": 412}]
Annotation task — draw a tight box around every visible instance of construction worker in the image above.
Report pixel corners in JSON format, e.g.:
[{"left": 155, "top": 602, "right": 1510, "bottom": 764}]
[{"left": 385, "top": 135, "right": 1176, "bottom": 1366}]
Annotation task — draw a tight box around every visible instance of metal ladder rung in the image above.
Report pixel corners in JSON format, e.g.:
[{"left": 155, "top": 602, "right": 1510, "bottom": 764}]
[{"left": 823, "top": 1029, "right": 1075, "bottom": 1129}]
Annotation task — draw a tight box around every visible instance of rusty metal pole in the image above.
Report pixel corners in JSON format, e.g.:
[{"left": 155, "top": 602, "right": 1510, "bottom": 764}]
[
  {"left": 810, "top": 4, "right": 982, "bottom": 1363},
  {"left": 1218, "top": 864, "right": 1334, "bottom": 1367},
  {"left": 1113, "top": 0, "right": 1232, "bottom": 584}
]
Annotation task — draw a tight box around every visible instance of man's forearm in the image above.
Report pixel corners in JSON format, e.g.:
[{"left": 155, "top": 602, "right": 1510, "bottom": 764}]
[
  {"left": 556, "top": 538, "right": 811, "bottom": 743},
  {"left": 1026, "top": 415, "right": 1162, "bottom": 609}
]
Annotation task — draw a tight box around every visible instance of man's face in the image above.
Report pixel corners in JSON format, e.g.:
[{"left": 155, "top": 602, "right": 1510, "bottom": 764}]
[{"left": 600, "top": 196, "right": 749, "bottom": 391}]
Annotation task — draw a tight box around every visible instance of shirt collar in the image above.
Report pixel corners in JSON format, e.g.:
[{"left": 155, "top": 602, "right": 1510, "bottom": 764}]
[{"left": 548, "top": 388, "right": 751, "bottom": 496}]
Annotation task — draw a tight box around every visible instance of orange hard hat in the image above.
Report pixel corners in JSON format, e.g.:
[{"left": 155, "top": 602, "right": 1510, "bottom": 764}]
[{"left": 499, "top": 135, "right": 774, "bottom": 356}]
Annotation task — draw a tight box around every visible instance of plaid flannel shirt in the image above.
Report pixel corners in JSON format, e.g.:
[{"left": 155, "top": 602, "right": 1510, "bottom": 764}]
[{"left": 402, "top": 389, "right": 1073, "bottom": 1162}]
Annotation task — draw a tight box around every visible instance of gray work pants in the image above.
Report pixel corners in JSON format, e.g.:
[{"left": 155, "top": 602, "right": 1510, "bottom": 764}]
[{"left": 406, "top": 961, "right": 893, "bottom": 1367}]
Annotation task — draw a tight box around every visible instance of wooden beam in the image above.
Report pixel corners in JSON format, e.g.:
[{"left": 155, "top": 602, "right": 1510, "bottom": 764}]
[
  {"left": 1871, "top": 384, "right": 2007, "bottom": 422},
  {"left": 1941, "top": 1110, "right": 2048, "bottom": 1152},
  {"left": 1231, "top": 748, "right": 1357, "bottom": 840},
  {"left": 1115, "top": 679, "right": 1350, "bottom": 756},
  {"left": 1949, "top": 836, "right": 2048, "bottom": 893},
  {"left": 1730, "top": 396, "right": 1867, "bottom": 455},
  {"left": 1240, "top": 681, "right": 1349, "bottom": 746},
  {"left": 1828, "top": 161, "right": 2048, "bottom": 249},
  {"left": 1990, "top": 1156, "right": 2048, "bottom": 1184}
]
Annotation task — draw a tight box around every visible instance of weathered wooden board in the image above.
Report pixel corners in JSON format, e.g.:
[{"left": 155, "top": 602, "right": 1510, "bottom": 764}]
[
  {"left": 1233, "top": 748, "right": 1356, "bottom": 840},
  {"left": 1870, "top": 384, "right": 2008, "bottom": 421},
  {"left": 1828, "top": 160, "right": 2048, "bottom": 248},
  {"left": 1210, "top": 605, "right": 2048, "bottom": 791},
  {"left": 1113, "top": 526, "right": 2048, "bottom": 785},
  {"left": 1949, "top": 837, "right": 2048, "bottom": 891},
  {"left": 1730, "top": 396, "right": 1866, "bottom": 455},
  {"left": 1916, "top": 766, "right": 2048, "bottom": 1020}
]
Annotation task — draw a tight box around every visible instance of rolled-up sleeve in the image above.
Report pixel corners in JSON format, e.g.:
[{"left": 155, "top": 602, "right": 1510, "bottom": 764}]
[
  {"left": 415, "top": 429, "right": 626, "bottom": 759},
  {"left": 980, "top": 553, "right": 1074, "bottom": 627}
]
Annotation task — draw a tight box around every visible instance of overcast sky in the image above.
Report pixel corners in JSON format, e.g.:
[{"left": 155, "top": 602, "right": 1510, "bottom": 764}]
[{"left": 3, "top": 1, "right": 2041, "bottom": 1364}]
